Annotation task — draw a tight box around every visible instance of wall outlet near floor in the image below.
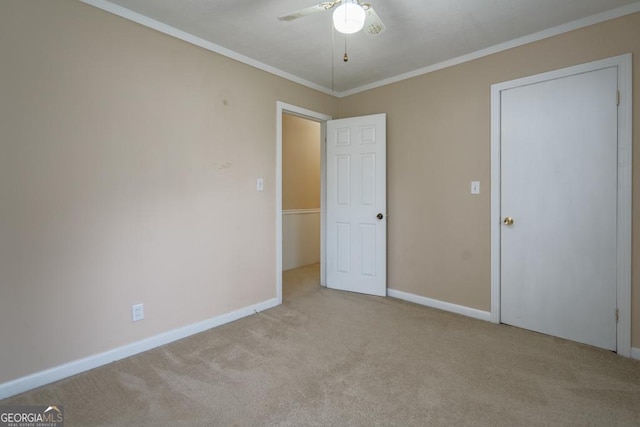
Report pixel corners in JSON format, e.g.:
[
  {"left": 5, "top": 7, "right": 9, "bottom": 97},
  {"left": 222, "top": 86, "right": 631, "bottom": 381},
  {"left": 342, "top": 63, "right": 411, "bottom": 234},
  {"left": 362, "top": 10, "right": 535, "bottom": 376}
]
[{"left": 132, "top": 303, "right": 144, "bottom": 322}]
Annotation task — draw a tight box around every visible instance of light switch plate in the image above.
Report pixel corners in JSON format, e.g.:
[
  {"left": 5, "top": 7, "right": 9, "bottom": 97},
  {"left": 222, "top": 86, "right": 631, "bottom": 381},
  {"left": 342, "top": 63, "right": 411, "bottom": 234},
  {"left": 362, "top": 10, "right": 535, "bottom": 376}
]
[
  {"left": 471, "top": 181, "right": 480, "bottom": 195},
  {"left": 132, "top": 303, "right": 144, "bottom": 322},
  {"left": 256, "top": 178, "right": 264, "bottom": 191}
]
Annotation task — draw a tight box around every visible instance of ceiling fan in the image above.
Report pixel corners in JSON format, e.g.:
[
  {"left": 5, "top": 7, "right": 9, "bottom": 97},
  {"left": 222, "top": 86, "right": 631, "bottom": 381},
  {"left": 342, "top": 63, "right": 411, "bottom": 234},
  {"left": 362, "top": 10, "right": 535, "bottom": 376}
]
[{"left": 278, "top": 0, "right": 386, "bottom": 36}]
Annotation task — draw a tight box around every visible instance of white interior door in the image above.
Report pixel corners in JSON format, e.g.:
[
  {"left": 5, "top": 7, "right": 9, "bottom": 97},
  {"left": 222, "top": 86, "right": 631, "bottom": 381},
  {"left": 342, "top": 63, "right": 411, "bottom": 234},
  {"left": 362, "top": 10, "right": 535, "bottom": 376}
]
[
  {"left": 326, "top": 113, "right": 386, "bottom": 296},
  {"left": 500, "top": 67, "right": 618, "bottom": 350}
]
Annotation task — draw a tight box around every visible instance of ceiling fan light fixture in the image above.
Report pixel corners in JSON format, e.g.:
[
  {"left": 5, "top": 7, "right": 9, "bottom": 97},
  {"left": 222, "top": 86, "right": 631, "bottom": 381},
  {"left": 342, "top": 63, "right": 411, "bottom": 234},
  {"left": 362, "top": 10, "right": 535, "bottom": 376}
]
[{"left": 332, "top": 0, "right": 366, "bottom": 34}]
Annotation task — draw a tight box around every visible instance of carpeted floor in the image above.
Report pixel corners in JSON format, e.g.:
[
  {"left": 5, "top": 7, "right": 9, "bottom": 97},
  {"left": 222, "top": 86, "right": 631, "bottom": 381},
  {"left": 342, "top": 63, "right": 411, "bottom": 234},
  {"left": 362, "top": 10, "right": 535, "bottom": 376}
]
[{"left": 2, "top": 263, "right": 640, "bottom": 426}]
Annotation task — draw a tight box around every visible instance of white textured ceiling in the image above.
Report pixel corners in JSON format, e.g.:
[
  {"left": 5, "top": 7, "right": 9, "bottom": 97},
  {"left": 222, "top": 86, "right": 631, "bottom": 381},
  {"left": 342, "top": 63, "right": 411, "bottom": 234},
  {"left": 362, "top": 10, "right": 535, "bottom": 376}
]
[{"left": 87, "top": 0, "right": 640, "bottom": 95}]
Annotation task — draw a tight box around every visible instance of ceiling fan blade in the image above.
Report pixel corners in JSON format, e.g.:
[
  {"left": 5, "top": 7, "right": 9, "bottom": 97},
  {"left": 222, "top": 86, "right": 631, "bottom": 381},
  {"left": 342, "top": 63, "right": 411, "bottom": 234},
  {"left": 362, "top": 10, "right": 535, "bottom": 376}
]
[
  {"left": 277, "top": 2, "right": 338, "bottom": 22},
  {"left": 362, "top": 5, "right": 386, "bottom": 35}
]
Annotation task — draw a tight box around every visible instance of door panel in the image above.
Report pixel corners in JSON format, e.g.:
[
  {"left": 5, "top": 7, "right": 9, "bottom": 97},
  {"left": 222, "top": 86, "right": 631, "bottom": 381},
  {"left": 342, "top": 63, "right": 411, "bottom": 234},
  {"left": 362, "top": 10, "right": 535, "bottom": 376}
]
[
  {"left": 361, "top": 154, "right": 376, "bottom": 206},
  {"left": 337, "top": 222, "right": 351, "bottom": 273},
  {"left": 500, "top": 67, "right": 618, "bottom": 350},
  {"left": 326, "top": 114, "right": 386, "bottom": 296},
  {"left": 336, "top": 156, "right": 351, "bottom": 205}
]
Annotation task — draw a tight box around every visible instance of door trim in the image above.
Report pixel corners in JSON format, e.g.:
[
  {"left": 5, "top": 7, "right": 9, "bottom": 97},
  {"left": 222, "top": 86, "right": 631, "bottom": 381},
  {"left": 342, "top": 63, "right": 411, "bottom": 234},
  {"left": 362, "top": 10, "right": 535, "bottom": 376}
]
[
  {"left": 276, "top": 102, "right": 332, "bottom": 303},
  {"left": 490, "top": 54, "right": 632, "bottom": 356}
]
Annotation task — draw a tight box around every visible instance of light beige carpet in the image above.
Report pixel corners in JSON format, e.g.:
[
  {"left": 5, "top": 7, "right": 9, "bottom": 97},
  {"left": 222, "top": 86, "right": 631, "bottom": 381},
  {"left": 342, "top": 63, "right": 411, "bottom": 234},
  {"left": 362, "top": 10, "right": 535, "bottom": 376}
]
[{"left": 2, "top": 263, "right": 639, "bottom": 426}]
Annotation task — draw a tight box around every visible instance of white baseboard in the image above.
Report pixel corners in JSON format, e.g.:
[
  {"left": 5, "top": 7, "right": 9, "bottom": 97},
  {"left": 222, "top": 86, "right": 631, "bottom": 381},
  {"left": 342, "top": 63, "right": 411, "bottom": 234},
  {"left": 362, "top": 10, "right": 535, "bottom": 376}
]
[
  {"left": 387, "top": 288, "right": 492, "bottom": 322},
  {"left": 0, "top": 297, "right": 279, "bottom": 400},
  {"left": 631, "top": 347, "right": 640, "bottom": 360}
]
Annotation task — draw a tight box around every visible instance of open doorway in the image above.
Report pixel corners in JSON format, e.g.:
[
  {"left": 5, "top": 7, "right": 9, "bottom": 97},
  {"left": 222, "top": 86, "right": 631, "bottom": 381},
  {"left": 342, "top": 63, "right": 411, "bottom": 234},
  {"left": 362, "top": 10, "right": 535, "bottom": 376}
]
[
  {"left": 282, "top": 113, "right": 321, "bottom": 271},
  {"left": 282, "top": 113, "right": 322, "bottom": 298},
  {"left": 276, "top": 102, "right": 332, "bottom": 303},
  {"left": 276, "top": 103, "right": 388, "bottom": 302}
]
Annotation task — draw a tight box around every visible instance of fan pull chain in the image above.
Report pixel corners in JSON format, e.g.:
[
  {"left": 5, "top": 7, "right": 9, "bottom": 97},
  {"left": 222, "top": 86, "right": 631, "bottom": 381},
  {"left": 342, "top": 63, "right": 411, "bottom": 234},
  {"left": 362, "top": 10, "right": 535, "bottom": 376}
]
[{"left": 344, "top": 37, "right": 349, "bottom": 62}]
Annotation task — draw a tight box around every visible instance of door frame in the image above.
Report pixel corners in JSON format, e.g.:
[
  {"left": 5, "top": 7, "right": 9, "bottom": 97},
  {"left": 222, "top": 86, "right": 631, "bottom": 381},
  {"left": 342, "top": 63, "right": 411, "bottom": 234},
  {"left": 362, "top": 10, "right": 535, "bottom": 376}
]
[
  {"left": 490, "top": 54, "right": 632, "bottom": 356},
  {"left": 276, "top": 101, "right": 332, "bottom": 303}
]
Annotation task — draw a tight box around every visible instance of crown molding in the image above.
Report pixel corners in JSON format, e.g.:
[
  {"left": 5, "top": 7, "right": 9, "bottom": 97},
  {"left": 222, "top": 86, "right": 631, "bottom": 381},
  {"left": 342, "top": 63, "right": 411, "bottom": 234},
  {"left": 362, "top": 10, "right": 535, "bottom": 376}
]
[
  {"left": 81, "top": 0, "right": 640, "bottom": 98},
  {"left": 79, "top": 0, "right": 337, "bottom": 97},
  {"left": 339, "top": 2, "right": 640, "bottom": 97}
]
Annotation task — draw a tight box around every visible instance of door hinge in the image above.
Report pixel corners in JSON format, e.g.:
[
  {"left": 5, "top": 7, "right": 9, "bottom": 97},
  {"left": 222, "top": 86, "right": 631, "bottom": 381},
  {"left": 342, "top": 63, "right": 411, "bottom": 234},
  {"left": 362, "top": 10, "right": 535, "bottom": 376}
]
[
  {"left": 616, "top": 90, "right": 620, "bottom": 106},
  {"left": 615, "top": 308, "right": 619, "bottom": 323}
]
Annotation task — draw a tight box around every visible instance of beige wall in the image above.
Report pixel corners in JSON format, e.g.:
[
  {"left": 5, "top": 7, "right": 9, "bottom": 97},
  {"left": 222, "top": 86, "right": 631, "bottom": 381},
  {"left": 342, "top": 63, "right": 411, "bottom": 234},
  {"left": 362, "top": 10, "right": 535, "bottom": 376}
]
[
  {"left": 339, "top": 12, "right": 640, "bottom": 347},
  {"left": 282, "top": 114, "right": 321, "bottom": 210},
  {"left": 0, "top": 0, "right": 337, "bottom": 384}
]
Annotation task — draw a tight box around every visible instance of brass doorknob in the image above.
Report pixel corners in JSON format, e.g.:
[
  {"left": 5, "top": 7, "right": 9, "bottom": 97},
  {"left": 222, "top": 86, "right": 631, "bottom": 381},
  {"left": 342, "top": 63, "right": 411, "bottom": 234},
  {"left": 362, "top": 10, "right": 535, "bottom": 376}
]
[{"left": 503, "top": 217, "right": 514, "bottom": 226}]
